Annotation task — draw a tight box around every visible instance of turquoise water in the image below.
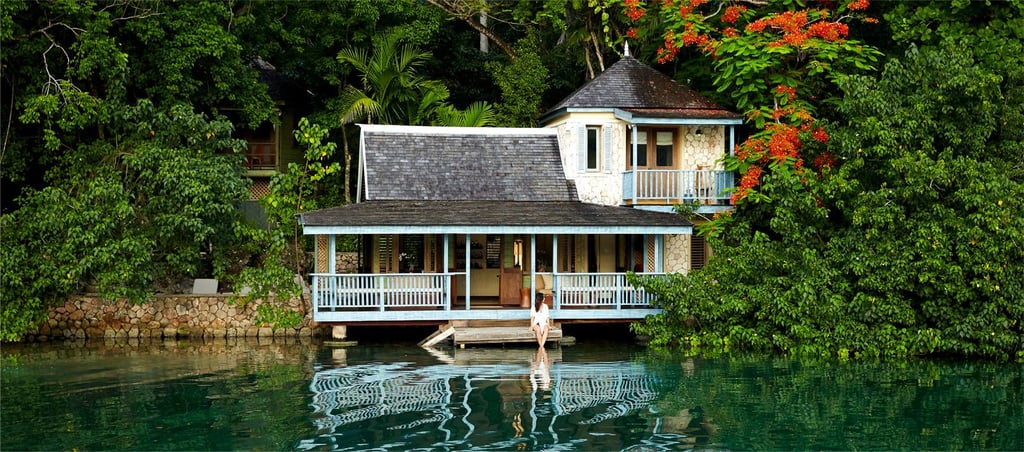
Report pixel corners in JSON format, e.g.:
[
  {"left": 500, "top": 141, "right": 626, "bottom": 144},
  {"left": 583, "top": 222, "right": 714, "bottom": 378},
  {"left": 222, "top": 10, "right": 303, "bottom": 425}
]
[{"left": 1, "top": 336, "right": 1021, "bottom": 451}]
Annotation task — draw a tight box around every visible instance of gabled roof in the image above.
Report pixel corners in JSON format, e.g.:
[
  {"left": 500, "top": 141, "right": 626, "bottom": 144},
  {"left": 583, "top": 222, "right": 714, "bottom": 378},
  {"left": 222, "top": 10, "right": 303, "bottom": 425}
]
[
  {"left": 540, "top": 55, "right": 742, "bottom": 123},
  {"left": 360, "top": 125, "right": 574, "bottom": 202},
  {"left": 297, "top": 124, "right": 693, "bottom": 234}
]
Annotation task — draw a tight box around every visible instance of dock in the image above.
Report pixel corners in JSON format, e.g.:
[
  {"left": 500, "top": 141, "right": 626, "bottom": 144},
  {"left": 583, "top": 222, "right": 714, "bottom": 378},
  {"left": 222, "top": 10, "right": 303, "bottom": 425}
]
[{"left": 419, "top": 320, "right": 562, "bottom": 347}]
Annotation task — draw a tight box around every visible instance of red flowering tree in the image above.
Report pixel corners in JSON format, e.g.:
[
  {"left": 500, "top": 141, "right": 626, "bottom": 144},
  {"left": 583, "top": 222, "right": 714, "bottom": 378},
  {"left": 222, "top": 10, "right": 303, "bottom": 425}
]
[
  {"left": 627, "top": 2, "right": 1023, "bottom": 360},
  {"left": 626, "top": 0, "right": 880, "bottom": 212}
]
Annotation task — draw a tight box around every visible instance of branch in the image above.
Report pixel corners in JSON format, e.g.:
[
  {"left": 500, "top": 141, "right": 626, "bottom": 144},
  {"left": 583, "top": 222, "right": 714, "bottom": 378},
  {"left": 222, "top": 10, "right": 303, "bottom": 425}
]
[{"left": 425, "top": 0, "right": 518, "bottom": 60}]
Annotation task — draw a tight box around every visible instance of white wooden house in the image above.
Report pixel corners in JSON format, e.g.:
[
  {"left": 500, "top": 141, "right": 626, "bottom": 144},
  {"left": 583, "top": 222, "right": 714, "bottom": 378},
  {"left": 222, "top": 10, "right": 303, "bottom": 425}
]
[{"left": 298, "top": 54, "right": 741, "bottom": 328}]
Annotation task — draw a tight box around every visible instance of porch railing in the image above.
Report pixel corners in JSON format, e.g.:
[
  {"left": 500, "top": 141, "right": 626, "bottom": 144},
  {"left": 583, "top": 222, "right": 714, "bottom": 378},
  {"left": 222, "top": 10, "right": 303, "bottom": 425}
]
[
  {"left": 312, "top": 273, "right": 453, "bottom": 312},
  {"left": 310, "top": 272, "right": 662, "bottom": 314},
  {"left": 553, "top": 273, "right": 661, "bottom": 309},
  {"left": 622, "top": 169, "right": 734, "bottom": 205}
]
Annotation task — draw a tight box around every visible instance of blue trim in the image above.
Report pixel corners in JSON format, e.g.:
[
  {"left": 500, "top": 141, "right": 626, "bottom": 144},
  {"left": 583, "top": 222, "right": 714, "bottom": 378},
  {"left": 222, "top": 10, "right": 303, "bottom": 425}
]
[
  {"left": 313, "top": 308, "right": 662, "bottom": 323},
  {"left": 303, "top": 225, "right": 693, "bottom": 235}
]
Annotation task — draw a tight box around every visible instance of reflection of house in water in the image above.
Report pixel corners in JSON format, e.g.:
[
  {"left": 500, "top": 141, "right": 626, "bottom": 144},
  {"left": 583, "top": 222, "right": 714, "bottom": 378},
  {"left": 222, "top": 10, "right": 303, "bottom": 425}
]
[{"left": 298, "top": 355, "right": 669, "bottom": 450}]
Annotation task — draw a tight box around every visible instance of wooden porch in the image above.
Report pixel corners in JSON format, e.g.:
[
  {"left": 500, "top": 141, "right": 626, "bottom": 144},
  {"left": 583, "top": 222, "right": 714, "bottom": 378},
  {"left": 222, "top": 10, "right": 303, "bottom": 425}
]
[{"left": 310, "top": 272, "right": 662, "bottom": 324}]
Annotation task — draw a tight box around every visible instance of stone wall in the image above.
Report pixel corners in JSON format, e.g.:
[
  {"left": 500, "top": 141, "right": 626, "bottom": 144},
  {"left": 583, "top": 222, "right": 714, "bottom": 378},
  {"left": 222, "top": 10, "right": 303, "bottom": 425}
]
[
  {"left": 664, "top": 233, "right": 690, "bottom": 274},
  {"left": 28, "top": 294, "right": 328, "bottom": 342}
]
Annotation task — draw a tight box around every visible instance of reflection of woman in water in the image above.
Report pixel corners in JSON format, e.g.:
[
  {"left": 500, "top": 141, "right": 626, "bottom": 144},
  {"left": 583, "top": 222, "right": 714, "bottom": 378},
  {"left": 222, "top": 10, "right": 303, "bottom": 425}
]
[
  {"left": 530, "top": 293, "right": 550, "bottom": 347},
  {"left": 530, "top": 346, "right": 551, "bottom": 391}
]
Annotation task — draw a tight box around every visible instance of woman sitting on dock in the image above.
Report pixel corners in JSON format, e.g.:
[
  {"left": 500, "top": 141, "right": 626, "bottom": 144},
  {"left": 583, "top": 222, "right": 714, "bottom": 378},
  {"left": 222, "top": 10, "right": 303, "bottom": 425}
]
[{"left": 530, "top": 293, "right": 551, "bottom": 347}]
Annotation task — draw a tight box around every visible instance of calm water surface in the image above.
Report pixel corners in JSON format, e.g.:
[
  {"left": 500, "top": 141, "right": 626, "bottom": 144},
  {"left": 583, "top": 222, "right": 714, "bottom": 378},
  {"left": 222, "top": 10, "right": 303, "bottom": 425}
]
[{"left": 1, "top": 335, "right": 1021, "bottom": 451}]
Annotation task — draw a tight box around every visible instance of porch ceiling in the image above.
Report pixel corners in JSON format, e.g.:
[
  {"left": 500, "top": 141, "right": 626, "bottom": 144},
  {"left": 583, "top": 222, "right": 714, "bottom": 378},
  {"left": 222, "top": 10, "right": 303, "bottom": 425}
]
[{"left": 299, "top": 200, "right": 692, "bottom": 235}]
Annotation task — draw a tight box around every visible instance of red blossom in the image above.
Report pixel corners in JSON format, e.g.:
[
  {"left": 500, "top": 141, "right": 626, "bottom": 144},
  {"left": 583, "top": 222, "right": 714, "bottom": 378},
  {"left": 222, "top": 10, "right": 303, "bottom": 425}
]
[
  {"left": 722, "top": 5, "right": 747, "bottom": 23},
  {"left": 776, "top": 84, "right": 796, "bottom": 101},
  {"left": 626, "top": 28, "right": 639, "bottom": 39},
  {"left": 625, "top": 0, "right": 646, "bottom": 21},
  {"left": 813, "top": 152, "right": 837, "bottom": 171},
  {"left": 766, "top": 124, "right": 801, "bottom": 163},
  {"left": 740, "top": 166, "right": 763, "bottom": 189},
  {"left": 808, "top": 21, "right": 848, "bottom": 41},
  {"left": 811, "top": 127, "right": 829, "bottom": 143},
  {"left": 847, "top": 0, "right": 869, "bottom": 11}
]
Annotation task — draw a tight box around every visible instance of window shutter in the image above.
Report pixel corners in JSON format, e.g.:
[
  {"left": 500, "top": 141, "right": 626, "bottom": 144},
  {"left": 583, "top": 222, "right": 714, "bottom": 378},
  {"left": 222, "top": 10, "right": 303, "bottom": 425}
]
[
  {"left": 378, "top": 235, "right": 394, "bottom": 273},
  {"left": 577, "top": 125, "right": 587, "bottom": 173},
  {"left": 691, "top": 235, "right": 707, "bottom": 270},
  {"left": 603, "top": 125, "right": 613, "bottom": 172}
]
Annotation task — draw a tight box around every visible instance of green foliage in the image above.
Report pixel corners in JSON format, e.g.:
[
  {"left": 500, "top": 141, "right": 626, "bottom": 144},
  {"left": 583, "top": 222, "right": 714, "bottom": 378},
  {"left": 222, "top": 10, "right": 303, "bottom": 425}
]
[
  {"left": 487, "top": 37, "right": 550, "bottom": 126},
  {"left": 1, "top": 102, "right": 252, "bottom": 341},
  {"left": 633, "top": 44, "right": 1023, "bottom": 361},
  {"left": 335, "top": 31, "right": 494, "bottom": 126},
  {"left": 262, "top": 118, "right": 341, "bottom": 237},
  {"left": 231, "top": 118, "right": 343, "bottom": 329}
]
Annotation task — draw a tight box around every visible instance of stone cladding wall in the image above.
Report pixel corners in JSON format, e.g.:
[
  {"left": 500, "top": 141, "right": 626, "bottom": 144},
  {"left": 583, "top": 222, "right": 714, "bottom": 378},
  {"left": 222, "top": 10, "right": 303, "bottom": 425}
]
[
  {"left": 664, "top": 234, "right": 691, "bottom": 273},
  {"left": 28, "top": 294, "right": 327, "bottom": 342}
]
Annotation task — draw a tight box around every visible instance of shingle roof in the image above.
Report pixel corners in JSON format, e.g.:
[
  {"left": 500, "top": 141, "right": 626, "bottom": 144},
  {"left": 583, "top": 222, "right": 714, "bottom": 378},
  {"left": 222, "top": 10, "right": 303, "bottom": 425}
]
[
  {"left": 299, "top": 200, "right": 691, "bottom": 231},
  {"left": 542, "top": 55, "right": 741, "bottom": 121},
  {"left": 361, "top": 125, "right": 574, "bottom": 202}
]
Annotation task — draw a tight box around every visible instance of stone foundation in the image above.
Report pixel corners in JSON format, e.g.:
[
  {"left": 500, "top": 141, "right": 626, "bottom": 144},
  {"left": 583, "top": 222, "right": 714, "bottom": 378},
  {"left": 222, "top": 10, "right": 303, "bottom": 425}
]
[{"left": 27, "top": 294, "right": 328, "bottom": 342}]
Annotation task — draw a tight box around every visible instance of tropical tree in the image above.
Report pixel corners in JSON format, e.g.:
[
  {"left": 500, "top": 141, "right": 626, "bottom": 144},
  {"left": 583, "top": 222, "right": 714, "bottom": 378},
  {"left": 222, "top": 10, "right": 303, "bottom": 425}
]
[
  {"left": 333, "top": 31, "right": 494, "bottom": 201},
  {"left": 1, "top": 102, "right": 252, "bottom": 341},
  {"left": 0, "top": 1, "right": 278, "bottom": 340},
  {"left": 627, "top": 1, "right": 1023, "bottom": 360}
]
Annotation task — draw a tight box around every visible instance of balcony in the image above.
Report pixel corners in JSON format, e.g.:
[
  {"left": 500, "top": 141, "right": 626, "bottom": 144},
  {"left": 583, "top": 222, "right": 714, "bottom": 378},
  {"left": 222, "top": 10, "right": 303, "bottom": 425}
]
[
  {"left": 622, "top": 169, "right": 734, "bottom": 209},
  {"left": 246, "top": 142, "right": 278, "bottom": 171}
]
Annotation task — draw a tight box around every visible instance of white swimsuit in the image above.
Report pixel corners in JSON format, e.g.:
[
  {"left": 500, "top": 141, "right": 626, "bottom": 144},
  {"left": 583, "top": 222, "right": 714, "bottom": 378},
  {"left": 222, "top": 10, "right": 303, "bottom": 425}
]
[{"left": 533, "top": 305, "right": 549, "bottom": 329}]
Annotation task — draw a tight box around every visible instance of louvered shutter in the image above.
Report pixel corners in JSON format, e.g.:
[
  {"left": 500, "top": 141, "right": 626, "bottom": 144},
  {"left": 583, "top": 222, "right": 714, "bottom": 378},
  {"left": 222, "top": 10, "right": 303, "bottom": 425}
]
[
  {"left": 576, "top": 125, "right": 587, "bottom": 173},
  {"left": 603, "top": 125, "right": 613, "bottom": 172}
]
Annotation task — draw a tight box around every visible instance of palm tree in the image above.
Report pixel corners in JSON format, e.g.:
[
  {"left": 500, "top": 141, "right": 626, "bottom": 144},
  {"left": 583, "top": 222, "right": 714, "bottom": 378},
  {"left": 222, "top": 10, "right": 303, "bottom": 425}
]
[{"left": 333, "top": 31, "right": 494, "bottom": 201}]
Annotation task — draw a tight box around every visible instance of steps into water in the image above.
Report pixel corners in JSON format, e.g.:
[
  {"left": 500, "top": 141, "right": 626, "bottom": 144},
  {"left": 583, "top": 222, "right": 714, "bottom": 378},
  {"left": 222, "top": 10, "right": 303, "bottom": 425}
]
[{"left": 418, "top": 320, "right": 562, "bottom": 347}]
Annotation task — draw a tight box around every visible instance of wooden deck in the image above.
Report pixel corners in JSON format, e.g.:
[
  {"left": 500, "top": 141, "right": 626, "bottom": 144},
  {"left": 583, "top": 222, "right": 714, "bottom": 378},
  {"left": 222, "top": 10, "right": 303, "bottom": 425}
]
[{"left": 419, "top": 320, "right": 562, "bottom": 347}]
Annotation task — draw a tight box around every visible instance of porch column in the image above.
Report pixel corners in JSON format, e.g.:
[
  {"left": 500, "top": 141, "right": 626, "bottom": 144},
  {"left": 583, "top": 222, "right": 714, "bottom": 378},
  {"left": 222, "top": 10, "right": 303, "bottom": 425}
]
[
  {"left": 529, "top": 234, "right": 536, "bottom": 300},
  {"left": 328, "top": 235, "right": 337, "bottom": 273},
  {"left": 728, "top": 125, "right": 736, "bottom": 156},
  {"left": 654, "top": 235, "right": 664, "bottom": 272},
  {"left": 630, "top": 125, "right": 638, "bottom": 205},
  {"left": 551, "top": 233, "right": 559, "bottom": 310},
  {"left": 443, "top": 234, "right": 450, "bottom": 311},
  {"left": 464, "top": 234, "right": 471, "bottom": 310}
]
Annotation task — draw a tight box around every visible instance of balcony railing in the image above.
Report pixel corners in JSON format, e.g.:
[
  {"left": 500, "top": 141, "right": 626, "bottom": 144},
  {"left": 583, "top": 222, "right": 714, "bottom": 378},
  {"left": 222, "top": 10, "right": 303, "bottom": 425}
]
[
  {"left": 246, "top": 142, "right": 277, "bottom": 170},
  {"left": 622, "top": 169, "right": 734, "bottom": 205},
  {"left": 310, "top": 272, "right": 663, "bottom": 321}
]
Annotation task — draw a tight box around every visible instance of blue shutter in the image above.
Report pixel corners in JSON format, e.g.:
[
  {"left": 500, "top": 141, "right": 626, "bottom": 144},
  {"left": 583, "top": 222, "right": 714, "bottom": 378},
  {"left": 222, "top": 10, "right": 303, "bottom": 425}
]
[
  {"left": 577, "top": 125, "right": 587, "bottom": 173},
  {"left": 603, "top": 125, "right": 613, "bottom": 172}
]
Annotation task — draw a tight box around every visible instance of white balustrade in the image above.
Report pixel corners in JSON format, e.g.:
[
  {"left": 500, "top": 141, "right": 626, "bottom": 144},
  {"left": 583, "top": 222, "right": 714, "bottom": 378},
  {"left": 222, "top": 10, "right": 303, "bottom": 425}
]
[
  {"left": 312, "top": 273, "right": 452, "bottom": 312},
  {"left": 623, "top": 169, "right": 734, "bottom": 204},
  {"left": 553, "top": 273, "right": 660, "bottom": 309}
]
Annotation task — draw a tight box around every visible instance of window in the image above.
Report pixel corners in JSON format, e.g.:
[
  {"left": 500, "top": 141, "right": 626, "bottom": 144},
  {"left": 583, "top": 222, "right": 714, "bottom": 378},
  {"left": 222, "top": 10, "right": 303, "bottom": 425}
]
[
  {"left": 655, "top": 131, "right": 674, "bottom": 166},
  {"left": 586, "top": 126, "right": 601, "bottom": 170},
  {"left": 239, "top": 121, "right": 278, "bottom": 170},
  {"left": 225, "top": 110, "right": 278, "bottom": 170},
  {"left": 628, "top": 127, "right": 676, "bottom": 169}
]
